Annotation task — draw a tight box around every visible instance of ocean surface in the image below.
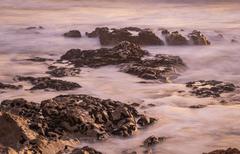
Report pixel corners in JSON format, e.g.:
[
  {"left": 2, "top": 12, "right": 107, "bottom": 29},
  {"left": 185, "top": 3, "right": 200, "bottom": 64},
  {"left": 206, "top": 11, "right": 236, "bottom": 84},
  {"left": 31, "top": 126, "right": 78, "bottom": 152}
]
[{"left": 0, "top": 0, "right": 240, "bottom": 153}]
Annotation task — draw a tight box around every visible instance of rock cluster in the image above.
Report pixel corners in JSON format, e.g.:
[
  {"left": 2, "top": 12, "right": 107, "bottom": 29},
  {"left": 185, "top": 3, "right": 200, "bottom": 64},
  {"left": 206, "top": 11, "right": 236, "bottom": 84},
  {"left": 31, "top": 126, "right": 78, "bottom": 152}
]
[
  {"left": 70, "top": 146, "right": 102, "bottom": 154},
  {"left": 15, "top": 76, "right": 81, "bottom": 91},
  {"left": 47, "top": 66, "right": 81, "bottom": 77},
  {"left": 64, "top": 30, "right": 82, "bottom": 38},
  {"left": 203, "top": 148, "right": 240, "bottom": 154},
  {"left": 60, "top": 41, "right": 148, "bottom": 67},
  {"left": 163, "top": 30, "right": 210, "bottom": 45},
  {"left": 120, "top": 54, "right": 186, "bottom": 82},
  {"left": 0, "top": 94, "right": 156, "bottom": 142},
  {"left": 143, "top": 136, "right": 166, "bottom": 147},
  {"left": 86, "top": 27, "right": 164, "bottom": 45},
  {"left": 0, "top": 82, "right": 22, "bottom": 90},
  {"left": 186, "top": 80, "right": 236, "bottom": 97}
]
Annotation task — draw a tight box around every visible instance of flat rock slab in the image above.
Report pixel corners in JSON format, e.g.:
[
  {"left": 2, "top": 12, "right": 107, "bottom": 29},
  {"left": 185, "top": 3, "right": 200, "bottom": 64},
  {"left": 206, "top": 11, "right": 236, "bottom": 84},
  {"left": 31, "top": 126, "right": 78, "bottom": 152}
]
[
  {"left": 186, "top": 80, "right": 236, "bottom": 97},
  {"left": 15, "top": 76, "right": 81, "bottom": 91},
  {"left": 86, "top": 27, "right": 164, "bottom": 45}
]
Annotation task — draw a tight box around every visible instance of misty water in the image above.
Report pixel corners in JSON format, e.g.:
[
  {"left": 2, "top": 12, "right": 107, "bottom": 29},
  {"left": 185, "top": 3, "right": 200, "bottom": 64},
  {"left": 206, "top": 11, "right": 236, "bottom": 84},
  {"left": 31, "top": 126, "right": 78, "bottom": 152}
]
[{"left": 0, "top": 0, "right": 240, "bottom": 153}]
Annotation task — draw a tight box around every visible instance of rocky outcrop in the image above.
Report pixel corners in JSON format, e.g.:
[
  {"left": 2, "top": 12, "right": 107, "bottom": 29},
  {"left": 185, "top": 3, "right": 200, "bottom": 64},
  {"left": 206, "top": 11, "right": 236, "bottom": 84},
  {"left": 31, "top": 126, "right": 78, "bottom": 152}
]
[
  {"left": 0, "top": 95, "right": 156, "bottom": 141},
  {"left": 0, "top": 82, "right": 22, "bottom": 90},
  {"left": 186, "top": 80, "right": 236, "bottom": 97},
  {"left": 203, "top": 148, "right": 240, "bottom": 154},
  {"left": 143, "top": 136, "right": 166, "bottom": 147},
  {"left": 15, "top": 76, "right": 81, "bottom": 91},
  {"left": 70, "top": 146, "right": 102, "bottom": 154},
  {"left": 188, "top": 30, "right": 210, "bottom": 45},
  {"left": 64, "top": 30, "right": 82, "bottom": 38},
  {"left": 120, "top": 54, "right": 186, "bottom": 82},
  {"left": 46, "top": 66, "right": 81, "bottom": 77},
  {"left": 165, "top": 31, "right": 188, "bottom": 45},
  {"left": 86, "top": 27, "right": 164, "bottom": 45},
  {"left": 60, "top": 41, "right": 149, "bottom": 67}
]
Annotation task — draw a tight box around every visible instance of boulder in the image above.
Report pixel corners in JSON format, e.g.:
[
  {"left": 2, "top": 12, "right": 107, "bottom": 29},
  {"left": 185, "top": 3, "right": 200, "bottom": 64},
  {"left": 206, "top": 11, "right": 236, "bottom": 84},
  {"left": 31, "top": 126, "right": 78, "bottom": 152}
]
[
  {"left": 15, "top": 76, "right": 81, "bottom": 91},
  {"left": 46, "top": 66, "right": 81, "bottom": 77},
  {"left": 64, "top": 30, "right": 82, "bottom": 38},
  {"left": 86, "top": 27, "right": 164, "bottom": 45},
  {"left": 165, "top": 31, "right": 188, "bottom": 45},
  {"left": 70, "top": 146, "right": 102, "bottom": 154},
  {"left": 188, "top": 30, "right": 210, "bottom": 45},
  {"left": 143, "top": 136, "right": 166, "bottom": 147},
  {"left": 186, "top": 80, "right": 236, "bottom": 97},
  {"left": 203, "top": 148, "right": 240, "bottom": 154}
]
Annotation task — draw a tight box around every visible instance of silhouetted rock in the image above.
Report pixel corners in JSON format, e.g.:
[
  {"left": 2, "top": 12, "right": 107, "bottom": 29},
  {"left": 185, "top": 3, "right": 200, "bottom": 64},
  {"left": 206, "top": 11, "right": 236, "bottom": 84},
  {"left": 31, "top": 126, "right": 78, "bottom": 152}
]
[
  {"left": 15, "top": 76, "right": 81, "bottom": 91},
  {"left": 64, "top": 30, "right": 82, "bottom": 38},
  {"left": 203, "top": 148, "right": 240, "bottom": 154},
  {"left": 86, "top": 27, "right": 164, "bottom": 45},
  {"left": 0, "top": 82, "right": 21, "bottom": 90},
  {"left": 186, "top": 80, "right": 236, "bottom": 97},
  {"left": 188, "top": 30, "right": 210, "bottom": 45},
  {"left": 60, "top": 41, "right": 149, "bottom": 67},
  {"left": 165, "top": 31, "right": 188, "bottom": 45},
  {"left": 47, "top": 67, "right": 81, "bottom": 77}
]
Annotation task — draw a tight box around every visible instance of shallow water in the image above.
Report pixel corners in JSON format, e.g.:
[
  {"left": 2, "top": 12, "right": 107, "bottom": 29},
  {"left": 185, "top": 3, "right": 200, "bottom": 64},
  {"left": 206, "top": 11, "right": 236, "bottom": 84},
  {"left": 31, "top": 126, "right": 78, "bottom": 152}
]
[{"left": 0, "top": 0, "right": 240, "bottom": 154}]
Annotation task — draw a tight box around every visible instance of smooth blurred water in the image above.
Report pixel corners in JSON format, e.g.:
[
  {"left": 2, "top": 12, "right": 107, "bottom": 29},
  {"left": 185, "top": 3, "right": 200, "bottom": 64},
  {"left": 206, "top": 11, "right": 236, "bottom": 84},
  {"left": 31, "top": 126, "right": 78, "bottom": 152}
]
[{"left": 0, "top": 0, "right": 240, "bottom": 154}]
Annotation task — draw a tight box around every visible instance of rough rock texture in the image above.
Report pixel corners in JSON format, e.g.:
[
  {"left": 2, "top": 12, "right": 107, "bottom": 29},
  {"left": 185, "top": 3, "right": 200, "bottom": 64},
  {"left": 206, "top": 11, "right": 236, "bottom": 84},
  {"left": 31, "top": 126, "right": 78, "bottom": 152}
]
[
  {"left": 86, "top": 27, "right": 164, "bottom": 45},
  {"left": 165, "top": 31, "right": 188, "bottom": 45},
  {"left": 137, "top": 115, "right": 157, "bottom": 127},
  {"left": 60, "top": 41, "right": 149, "bottom": 67},
  {"left": 25, "top": 57, "right": 54, "bottom": 62},
  {"left": 0, "top": 95, "right": 156, "bottom": 142},
  {"left": 143, "top": 136, "right": 166, "bottom": 147},
  {"left": 64, "top": 30, "right": 82, "bottom": 38},
  {"left": 46, "top": 66, "right": 81, "bottom": 77},
  {"left": 0, "top": 82, "right": 21, "bottom": 90},
  {"left": 203, "top": 148, "right": 240, "bottom": 154},
  {"left": 70, "top": 146, "right": 102, "bottom": 154},
  {"left": 188, "top": 30, "right": 210, "bottom": 45},
  {"left": 186, "top": 80, "right": 236, "bottom": 97},
  {"left": 120, "top": 54, "right": 186, "bottom": 82},
  {"left": 15, "top": 76, "right": 81, "bottom": 91}
]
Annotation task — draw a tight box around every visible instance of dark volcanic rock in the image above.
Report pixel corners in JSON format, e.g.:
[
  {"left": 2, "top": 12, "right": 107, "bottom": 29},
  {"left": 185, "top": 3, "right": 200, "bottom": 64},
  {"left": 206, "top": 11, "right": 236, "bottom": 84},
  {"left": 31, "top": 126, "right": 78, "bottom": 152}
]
[
  {"left": 143, "top": 136, "right": 166, "bottom": 147},
  {"left": 165, "top": 31, "right": 188, "bottom": 45},
  {"left": 60, "top": 41, "right": 149, "bottom": 67},
  {"left": 188, "top": 30, "right": 210, "bottom": 45},
  {"left": 15, "top": 76, "right": 81, "bottom": 91},
  {"left": 47, "top": 67, "right": 81, "bottom": 77},
  {"left": 0, "top": 82, "right": 21, "bottom": 90},
  {"left": 86, "top": 27, "right": 164, "bottom": 45},
  {"left": 70, "top": 146, "right": 102, "bottom": 154},
  {"left": 64, "top": 30, "right": 82, "bottom": 38},
  {"left": 1, "top": 94, "right": 155, "bottom": 141},
  {"left": 186, "top": 80, "right": 236, "bottom": 98},
  {"left": 120, "top": 54, "right": 186, "bottom": 82},
  {"left": 25, "top": 57, "right": 54, "bottom": 62},
  {"left": 203, "top": 148, "right": 240, "bottom": 154}
]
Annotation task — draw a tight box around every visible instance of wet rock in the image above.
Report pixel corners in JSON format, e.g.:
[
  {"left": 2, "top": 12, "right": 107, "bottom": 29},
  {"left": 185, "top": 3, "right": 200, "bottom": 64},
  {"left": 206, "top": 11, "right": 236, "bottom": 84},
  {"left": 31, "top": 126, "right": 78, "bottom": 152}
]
[
  {"left": 25, "top": 57, "right": 54, "bottom": 62},
  {"left": 130, "top": 103, "right": 141, "bottom": 107},
  {"left": 143, "top": 136, "right": 166, "bottom": 147},
  {"left": 120, "top": 54, "right": 186, "bottom": 82},
  {"left": 203, "top": 148, "right": 240, "bottom": 154},
  {"left": 70, "top": 146, "right": 102, "bottom": 154},
  {"left": 64, "top": 30, "right": 82, "bottom": 38},
  {"left": 137, "top": 115, "right": 157, "bottom": 127},
  {"left": 161, "top": 29, "right": 170, "bottom": 35},
  {"left": 186, "top": 80, "right": 236, "bottom": 97},
  {"left": 26, "top": 26, "right": 44, "bottom": 30},
  {"left": 60, "top": 41, "right": 149, "bottom": 67},
  {"left": 86, "top": 27, "right": 164, "bottom": 45},
  {"left": 165, "top": 31, "right": 188, "bottom": 45},
  {"left": 47, "top": 67, "right": 81, "bottom": 77},
  {"left": 15, "top": 76, "right": 81, "bottom": 91},
  {"left": 189, "top": 104, "right": 207, "bottom": 109},
  {"left": 1, "top": 94, "right": 150, "bottom": 140},
  {"left": 0, "top": 82, "right": 22, "bottom": 90},
  {"left": 188, "top": 30, "right": 210, "bottom": 45}
]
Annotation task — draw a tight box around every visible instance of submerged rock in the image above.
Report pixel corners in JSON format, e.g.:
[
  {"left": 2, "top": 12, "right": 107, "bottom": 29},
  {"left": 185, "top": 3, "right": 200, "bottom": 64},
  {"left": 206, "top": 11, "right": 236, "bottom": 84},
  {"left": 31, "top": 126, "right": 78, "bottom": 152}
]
[
  {"left": 15, "top": 76, "right": 81, "bottom": 91},
  {"left": 120, "top": 54, "right": 186, "bottom": 82},
  {"left": 188, "top": 30, "right": 210, "bottom": 45},
  {"left": 25, "top": 57, "right": 54, "bottom": 62},
  {"left": 86, "top": 27, "right": 164, "bottom": 45},
  {"left": 60, "top": 41, "right": 148, "bottom": 67},
  {"left": 26, "top": 26, "right": 44, "bottom": 30},
  {"left": 186, "top": 80, "right": 236, "bottom": 97},
  {"left": 64, "top": 30, "right": 82, "bottom": 38},
  {"left": 46, "top": 66, "right": 81, "bottom": 77},
  {"left": 70, "top": 146, "right": 102, "bottom": 154},
  {"left": 203, "top": 148, "right": 240, "bottom": 154},
  {"left": 189, "top": 104, "right": 207, "bottom": 109},
  {"left": 137, "top": 115, "right": 157, "bottom": 127},
  {"left": 165, "top": 31, "right": 188, "bottom": 45},
  {"left": 0, "top": 82, "right": 21, "bottom": 90},
  {"left": 143, "top": 136, "right": 166, "bottom": 147}
]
